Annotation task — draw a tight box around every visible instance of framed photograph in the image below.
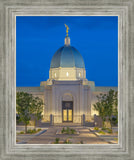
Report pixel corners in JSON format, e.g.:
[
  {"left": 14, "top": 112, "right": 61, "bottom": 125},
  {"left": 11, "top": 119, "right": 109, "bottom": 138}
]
[
  {"left": 0, "top": 0, "right": 134, "bottom": 160},
  {"left": 16, "top": 16, "right": 118, "bottom": 145}
]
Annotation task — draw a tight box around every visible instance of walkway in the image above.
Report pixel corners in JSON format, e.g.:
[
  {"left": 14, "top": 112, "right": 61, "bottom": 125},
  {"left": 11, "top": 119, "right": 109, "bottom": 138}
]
[{"left": 23, "top": 126, "right": 109, "bottom": 144}]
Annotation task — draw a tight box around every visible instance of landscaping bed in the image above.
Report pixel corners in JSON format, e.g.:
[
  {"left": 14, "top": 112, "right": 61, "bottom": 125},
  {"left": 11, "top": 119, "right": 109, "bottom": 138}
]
[
  {"left": 56, "top": 127, "right": 79, "bottom": 135},
  {"left": 90, "top": 127, "right": 118, "bottom": 144},
  {"left": 17, "top": 128, "right": 42, "bottom": 135},
  {"left": 90, "top": 127, "right": 118, "bottom": 136},
  {"left": 50, "top": 137, "right": 84, "bottom": 144}
]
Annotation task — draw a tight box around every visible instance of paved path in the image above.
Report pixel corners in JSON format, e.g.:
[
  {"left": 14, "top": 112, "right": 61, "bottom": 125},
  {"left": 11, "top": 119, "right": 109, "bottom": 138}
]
[{"left": 23, "top": 126, "right": 108, "bottom": 144}]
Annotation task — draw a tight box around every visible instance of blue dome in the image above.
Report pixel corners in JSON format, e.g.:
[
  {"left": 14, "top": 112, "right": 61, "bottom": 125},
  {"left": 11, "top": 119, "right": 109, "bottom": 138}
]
[{"left": 50, "top": 45, "right": 85, "bottom": 68}]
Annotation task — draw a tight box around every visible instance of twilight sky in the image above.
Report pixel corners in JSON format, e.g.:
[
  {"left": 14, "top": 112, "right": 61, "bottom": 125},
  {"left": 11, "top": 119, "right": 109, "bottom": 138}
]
[{"left": 16, "top": 16, "right": 118, "bottom": 87}]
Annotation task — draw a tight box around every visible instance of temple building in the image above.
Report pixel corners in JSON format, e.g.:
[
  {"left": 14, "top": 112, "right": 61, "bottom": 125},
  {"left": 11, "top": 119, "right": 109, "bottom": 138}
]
[{"left": 16, "top": 25, "right": 117, "bottom": 124}]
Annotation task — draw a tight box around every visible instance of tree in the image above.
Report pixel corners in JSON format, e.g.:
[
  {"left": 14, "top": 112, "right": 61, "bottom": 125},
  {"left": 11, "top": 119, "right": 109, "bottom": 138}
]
[
  {"left": 93, "top": 93, "right": 107, "bottom": 127},
  {"left": 30, "top": 97, "right": 43, "bottom": 129},
  {"left": 111, "top": 91, "right": 118, "bottom": 126},
  {"left": 16, "top": 92, "right": 33, "bottom": 133},
  {"left": 104, "top": 89, "right": 116, "bottom": 129},
  {"left": 93, "top": 89, "right": 118, "bottom": 129}
]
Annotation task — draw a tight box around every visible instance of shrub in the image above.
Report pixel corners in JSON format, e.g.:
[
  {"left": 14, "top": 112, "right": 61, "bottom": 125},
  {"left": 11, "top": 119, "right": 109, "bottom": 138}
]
[
  {"left": 19, "top": 131, "right": 24, "bottom": 134},
  {"left": 101, "top": 127, "right": 106, "bottom": 130},
  {"left": 98, "top": 130, "right": 105, "bottom": 135},
  {"left": 107, "top": 128, "right": 113, "bottom": 133},
  {"left": 61, "top": 127, "right": 65, "bottom": 133},
  {"left": 61, "top": 127, "right": 76, "bottom": 134},
  {"left": 70, "top": 129, "right": 75, "bottom": 134},
  {"left": 37, "top": 128, "right": 41, "bottom": 132},
  {"left": 66, "top": 127, "right": 70, "bottom": 134},
  {"left": 54, "top": 138, "right": 60, "bottom": 144},
  {"left": 114, "top": 138, "right": 118, "bottom": 141},
  {"left": 64, "top": 139, "right": 72, "bottom": 144},
  {"left": 94, "top": 127, "right": 99, "bottom": 131},
  {"left": 27, "top": 129, "right": 32, "bottom": 134},
  {"left": 80, "top": 140, "right": 83, "bottom": 144},
  {"left": 19, "top": 129, "right": 41, "bottom": 134},
  {"left": 27, "top": 129, "right": 31, "bottom": 134},
  {"left": 27, "top": 129, "right": 37, "bottom": 134}
]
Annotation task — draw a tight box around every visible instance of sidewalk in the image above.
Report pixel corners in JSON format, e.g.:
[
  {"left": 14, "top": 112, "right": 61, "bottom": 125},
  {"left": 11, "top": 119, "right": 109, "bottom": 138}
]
[
  {"left": 17, "top": 126, "right": 110, "bottom": 144},
  {"left": 89, "top": 127, "right": 118, "bottom": 144}
]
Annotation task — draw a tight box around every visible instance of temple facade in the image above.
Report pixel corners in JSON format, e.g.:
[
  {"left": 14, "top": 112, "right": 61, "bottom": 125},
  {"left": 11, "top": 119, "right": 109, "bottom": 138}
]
[{"left": 17, "top": 26, "right": 117, "bottom": 124}]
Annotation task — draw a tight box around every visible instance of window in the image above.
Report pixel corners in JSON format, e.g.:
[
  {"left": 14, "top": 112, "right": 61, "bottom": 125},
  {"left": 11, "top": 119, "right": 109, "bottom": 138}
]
[
  {"left": 54, "top": 73, "right": 56, "bottom": 77},
  {"left": 79, "top": 72, "right": 81, "bottom": 77}
]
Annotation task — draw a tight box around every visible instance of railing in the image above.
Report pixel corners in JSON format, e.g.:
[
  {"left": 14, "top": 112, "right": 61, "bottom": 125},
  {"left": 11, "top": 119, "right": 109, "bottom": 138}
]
[{"left": 41, "top": 114, "right": 95, "bottom": 126}]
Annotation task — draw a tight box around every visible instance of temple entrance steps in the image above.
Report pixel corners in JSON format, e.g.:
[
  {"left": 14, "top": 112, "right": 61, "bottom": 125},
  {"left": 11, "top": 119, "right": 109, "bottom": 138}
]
[{"left": 54, "top": 123, "right": 81, "bottom": 127}]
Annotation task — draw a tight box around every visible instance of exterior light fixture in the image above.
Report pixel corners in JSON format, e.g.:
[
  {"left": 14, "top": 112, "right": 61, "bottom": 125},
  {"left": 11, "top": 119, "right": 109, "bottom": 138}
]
[{"left": 66, "top": 72, "right": 69, "bottom": 77}]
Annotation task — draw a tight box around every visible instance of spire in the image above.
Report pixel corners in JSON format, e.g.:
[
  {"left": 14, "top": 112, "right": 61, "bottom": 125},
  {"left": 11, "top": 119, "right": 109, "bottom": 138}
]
[{"left": 64, "top": 24, "right": 70, "bottom": 46}]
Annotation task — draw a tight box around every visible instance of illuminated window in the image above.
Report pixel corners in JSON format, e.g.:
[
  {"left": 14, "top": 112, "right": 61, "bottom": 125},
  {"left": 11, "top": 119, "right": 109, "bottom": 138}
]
[
  {"left": 54, "top": 73, "right": 56, "bottom": 77},
  {"left": 66, "top": 72, "right": 69, "bottom": 77},
  {"left": 79, "top": 72, "right": 81, "bottom": 77}
]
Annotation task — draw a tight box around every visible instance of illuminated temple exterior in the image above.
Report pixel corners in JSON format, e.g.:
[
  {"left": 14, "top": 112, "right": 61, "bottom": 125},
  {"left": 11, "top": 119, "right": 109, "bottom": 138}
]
[{"left": 16, "top": 26, "right": 117, "bottom": 125}]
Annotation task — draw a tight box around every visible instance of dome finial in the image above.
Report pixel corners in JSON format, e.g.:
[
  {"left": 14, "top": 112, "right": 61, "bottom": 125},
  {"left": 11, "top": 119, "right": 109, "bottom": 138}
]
[
  {"left": 64, "top": 24, "right": 69, "bottom": 37},
  {"left": 64, "top": 24, "right": 70, "bottom": 46}
]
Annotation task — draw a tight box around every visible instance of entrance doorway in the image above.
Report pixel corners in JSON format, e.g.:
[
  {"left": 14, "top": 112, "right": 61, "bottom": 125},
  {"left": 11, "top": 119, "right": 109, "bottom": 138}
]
[{"left": 62, "top": 101, "right": 73, "bottom": 122}]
